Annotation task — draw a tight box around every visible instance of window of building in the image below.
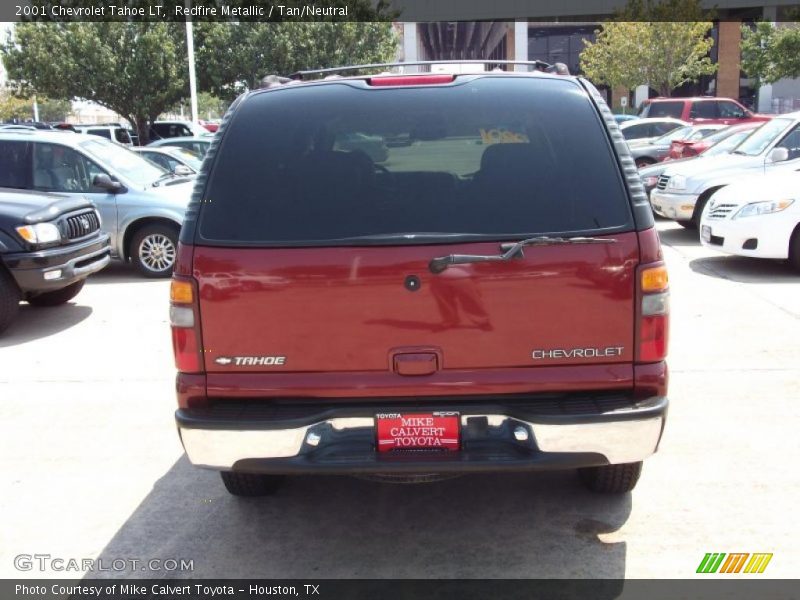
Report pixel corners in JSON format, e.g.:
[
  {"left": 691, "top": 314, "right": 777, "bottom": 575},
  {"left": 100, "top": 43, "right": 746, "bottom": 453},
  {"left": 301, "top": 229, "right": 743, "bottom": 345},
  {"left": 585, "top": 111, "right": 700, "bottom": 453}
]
[{"left": 528, "top": 26, "right": 597, "bottom": 76}]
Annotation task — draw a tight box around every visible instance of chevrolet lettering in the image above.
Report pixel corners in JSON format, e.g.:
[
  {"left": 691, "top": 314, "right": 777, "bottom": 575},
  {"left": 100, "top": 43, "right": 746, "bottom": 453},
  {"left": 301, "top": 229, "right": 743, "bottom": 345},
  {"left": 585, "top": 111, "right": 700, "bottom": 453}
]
[{"left": 532, "top": 346, "right": 625, "bottom": 360}]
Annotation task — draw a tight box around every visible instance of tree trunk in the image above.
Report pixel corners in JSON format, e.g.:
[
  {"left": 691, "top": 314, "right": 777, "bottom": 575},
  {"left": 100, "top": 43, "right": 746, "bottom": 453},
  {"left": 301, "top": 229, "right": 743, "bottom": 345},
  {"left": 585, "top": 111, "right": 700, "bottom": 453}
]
[{"left": 134, "top": 115, "right": 150, "bottom": 146}]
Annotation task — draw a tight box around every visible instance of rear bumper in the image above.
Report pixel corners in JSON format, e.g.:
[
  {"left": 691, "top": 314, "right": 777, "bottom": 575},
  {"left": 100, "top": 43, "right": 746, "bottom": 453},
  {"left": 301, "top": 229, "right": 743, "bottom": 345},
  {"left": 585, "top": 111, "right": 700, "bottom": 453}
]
[
  {"left": 5, "top": 235, "right": 111, "bottom": 292},
  {"left": 176, "top": 395, "right": 668, "bottom": 474}
]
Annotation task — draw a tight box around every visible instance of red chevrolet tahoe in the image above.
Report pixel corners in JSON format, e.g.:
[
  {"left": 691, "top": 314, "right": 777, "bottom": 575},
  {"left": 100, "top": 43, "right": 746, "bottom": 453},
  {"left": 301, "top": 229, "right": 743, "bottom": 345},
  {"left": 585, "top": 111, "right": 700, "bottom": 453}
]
[{"left": 170, "top": 64, "right": 670, "bottom": 497}]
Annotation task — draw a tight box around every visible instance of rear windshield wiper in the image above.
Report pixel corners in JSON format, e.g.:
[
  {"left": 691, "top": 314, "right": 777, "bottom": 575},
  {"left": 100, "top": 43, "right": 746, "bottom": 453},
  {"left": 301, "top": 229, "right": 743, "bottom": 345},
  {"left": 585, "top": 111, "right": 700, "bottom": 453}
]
[{"left": 429, "top": 236, "right": 617, "bottom": 274}]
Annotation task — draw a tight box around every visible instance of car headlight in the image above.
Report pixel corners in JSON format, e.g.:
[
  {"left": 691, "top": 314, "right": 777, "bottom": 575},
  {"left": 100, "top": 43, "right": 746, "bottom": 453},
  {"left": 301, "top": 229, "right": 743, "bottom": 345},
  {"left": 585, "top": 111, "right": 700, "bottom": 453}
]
[
  {"left": 667, "top": 175, "right": 687, "bottom": 191},
  {"left": 16, "top": 223, "right": 61, "bottom": 245},
  {"left": 642, "top": 175, "right": 659, "bottom": 188},
  {"left": 733, "top": 199, "right": 794, "bottom": 219}
]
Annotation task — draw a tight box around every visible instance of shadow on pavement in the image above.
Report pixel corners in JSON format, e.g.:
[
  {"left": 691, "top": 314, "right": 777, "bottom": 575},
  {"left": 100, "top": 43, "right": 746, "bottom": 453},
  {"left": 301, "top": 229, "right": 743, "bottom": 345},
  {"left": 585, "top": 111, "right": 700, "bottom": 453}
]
[
  {"left": 91, "top": 456, "right": 632, "bottom": 579},
  {"left": 689, "top": 255, "right": 797, "bottom": 284},
  {"left": 657, "top": 226, "right": 700, "bottom": 248},
  {"left": 0, "top": 303, "right": 92, "bottom": 347},
  {"left": 86, "top": 262, "right": 164, "bottom": 285}
]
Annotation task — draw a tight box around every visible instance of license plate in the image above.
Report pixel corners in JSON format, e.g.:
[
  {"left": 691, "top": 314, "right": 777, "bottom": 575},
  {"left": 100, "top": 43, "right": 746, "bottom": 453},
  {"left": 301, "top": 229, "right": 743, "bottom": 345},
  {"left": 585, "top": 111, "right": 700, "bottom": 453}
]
[
  {"left": 701, "top": 225, "right": 711, "bottom": 242},
  {"left": 376, "top": 412, "right": 460, "bottom": 453}
]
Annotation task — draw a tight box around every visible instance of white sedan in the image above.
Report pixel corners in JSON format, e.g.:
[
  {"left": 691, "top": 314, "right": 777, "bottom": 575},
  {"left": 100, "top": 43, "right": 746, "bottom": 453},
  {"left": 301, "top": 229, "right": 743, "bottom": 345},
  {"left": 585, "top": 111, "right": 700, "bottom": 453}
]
[{"left": 700, "top": 171, "right": 800, "bottom": 270}]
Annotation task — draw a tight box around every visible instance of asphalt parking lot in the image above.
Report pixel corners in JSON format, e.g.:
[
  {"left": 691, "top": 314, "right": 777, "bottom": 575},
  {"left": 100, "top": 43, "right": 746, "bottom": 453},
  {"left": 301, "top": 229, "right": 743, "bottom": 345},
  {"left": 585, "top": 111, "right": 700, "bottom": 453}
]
[{"left": 1, "top": 219, "right": 798, "bottom": 579}]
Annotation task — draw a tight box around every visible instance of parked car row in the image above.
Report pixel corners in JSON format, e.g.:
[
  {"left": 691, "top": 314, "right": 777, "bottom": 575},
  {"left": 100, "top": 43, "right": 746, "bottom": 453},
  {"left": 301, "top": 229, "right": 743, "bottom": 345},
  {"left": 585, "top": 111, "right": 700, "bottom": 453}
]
[
  {"left": 0, "top": 120, "right": 212, "bottom": 334},
  {"left": 4, "top": 119, "right": 218, "bottom": 148},
  {"left": 638, "top": 124, "right": 761, "bottom": 197},
  {"left": 0, "top": 130, "right": 194, "bottom": 283},
  {"left": 650, "top": 114, "right": 799, "bottom": 227},
  {"left": 618, "top": 95, "right": 771, "bottom": 143},
  {"left": 627, "top": 124, "right": 726, "bottom": 168},
  {"left": 635, "top": 111, "right": 800, "bottom": 271}
]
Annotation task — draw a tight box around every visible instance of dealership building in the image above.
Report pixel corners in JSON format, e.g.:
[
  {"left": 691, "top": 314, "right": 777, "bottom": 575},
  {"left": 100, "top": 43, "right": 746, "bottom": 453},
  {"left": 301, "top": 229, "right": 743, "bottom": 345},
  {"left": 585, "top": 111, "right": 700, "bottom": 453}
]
[{"left": 394, "top": 1, "right": 800, "bottom": 114}]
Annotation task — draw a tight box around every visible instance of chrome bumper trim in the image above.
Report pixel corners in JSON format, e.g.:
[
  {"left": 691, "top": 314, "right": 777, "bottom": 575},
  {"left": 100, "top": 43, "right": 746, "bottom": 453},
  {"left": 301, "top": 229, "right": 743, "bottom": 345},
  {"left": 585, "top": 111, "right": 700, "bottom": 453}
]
[{"left": 178, "top": 403, "right": 665, "bottom": 469}]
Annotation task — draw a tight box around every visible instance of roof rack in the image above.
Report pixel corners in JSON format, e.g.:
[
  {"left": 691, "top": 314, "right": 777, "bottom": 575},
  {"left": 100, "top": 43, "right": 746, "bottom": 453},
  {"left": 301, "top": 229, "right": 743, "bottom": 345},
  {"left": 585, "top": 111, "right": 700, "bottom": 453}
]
[{"left": 288, "top": 60, "right": 569, "bottom": 81}]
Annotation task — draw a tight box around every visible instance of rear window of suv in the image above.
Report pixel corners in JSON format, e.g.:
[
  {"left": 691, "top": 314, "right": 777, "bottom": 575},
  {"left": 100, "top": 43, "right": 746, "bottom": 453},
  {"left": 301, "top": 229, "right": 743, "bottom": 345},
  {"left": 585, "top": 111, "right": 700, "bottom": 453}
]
[{"left": 198, "top": 77, "right": 633, "bottom": 245}]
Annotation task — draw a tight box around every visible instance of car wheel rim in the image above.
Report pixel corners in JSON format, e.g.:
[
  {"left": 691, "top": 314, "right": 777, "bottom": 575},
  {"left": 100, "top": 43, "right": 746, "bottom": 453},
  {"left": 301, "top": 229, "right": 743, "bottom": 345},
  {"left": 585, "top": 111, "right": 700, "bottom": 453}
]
[{"left": 139, "top": 234, "right": 176, "bottom": 272}]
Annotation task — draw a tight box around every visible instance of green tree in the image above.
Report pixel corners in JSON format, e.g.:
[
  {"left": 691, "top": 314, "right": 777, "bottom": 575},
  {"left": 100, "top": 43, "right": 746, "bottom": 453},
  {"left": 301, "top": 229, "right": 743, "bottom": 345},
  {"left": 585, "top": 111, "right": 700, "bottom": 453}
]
[
  {"left": 0, "top": 92, "right": 32, "bottom": 121},
  {"left": 2, "top": 22, "right": 188, "bottom": 143},
  {"left": 0, "top": 92, "right": 70, "bottom": 122},
  {"left": 741, "top": 22, "right": 800, "bottom": 87},
  {"left": 169, "top": 92, "right": 229, "bottom": 121},
  {"left": 196, "top": 22, "right": 398, "bottom": 101},
  {"left": 580, "top": 0, "right": 717, "bottom": 97},
  {"left": 36, "top": 97, "right": 72, "bottom": 122}
]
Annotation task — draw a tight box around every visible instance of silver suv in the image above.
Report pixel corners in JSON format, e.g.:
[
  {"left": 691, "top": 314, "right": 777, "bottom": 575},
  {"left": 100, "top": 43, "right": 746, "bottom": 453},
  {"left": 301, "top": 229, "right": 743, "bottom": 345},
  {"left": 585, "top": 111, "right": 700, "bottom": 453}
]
[{"left": 0, "top": 130, "right": 193, "bottom": 277}]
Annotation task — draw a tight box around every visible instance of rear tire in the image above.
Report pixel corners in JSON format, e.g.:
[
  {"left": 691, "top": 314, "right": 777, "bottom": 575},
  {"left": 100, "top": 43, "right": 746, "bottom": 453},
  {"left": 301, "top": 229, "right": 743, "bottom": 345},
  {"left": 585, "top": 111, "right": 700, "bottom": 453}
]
[
  {"left": 220, "top": 472, "right": 285, "bottom": 497},
  {"left": 677, "top": 220, "right": 695, "bottom": 229},
  {"left": 789, "top": 225, "right": 800, "bottom": 273},
  {"left": 0, "top": 268, "right": 21, "bottom": 334},
  {"left": 579, "top": 461, "right": 642, "bottom": 494},
  {"left": 130, "top": 224, "right": 178, "bottom": 278},
  {"left": 692, "top": 198, "right": 710, "bottom": 229},
  {"left": 27, "top": 280, "right": 85, "bottom": 307}
]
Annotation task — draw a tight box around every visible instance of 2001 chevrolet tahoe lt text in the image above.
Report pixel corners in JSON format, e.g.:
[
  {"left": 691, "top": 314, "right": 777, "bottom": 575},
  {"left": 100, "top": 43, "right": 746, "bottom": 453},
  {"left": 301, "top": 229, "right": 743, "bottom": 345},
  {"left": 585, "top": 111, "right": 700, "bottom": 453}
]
[{"left": 170, "top": 62, "right": 669, "bottom": 496}]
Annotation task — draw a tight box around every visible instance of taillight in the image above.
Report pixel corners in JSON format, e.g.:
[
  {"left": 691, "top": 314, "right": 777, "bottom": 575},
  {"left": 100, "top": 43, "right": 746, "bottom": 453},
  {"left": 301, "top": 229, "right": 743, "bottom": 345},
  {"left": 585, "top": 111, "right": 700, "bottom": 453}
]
[
  {"left": 683, "top": 145, "right": 699, "bottom": 157},
  {"left": 638, "top": 264, "right": 669, "bottom": 363},
  {"left": 368, "top": 74, "right": 455, "bottom": 86},
  {"left": 170, "top": 277, "right": 203, "bottom": 373}
]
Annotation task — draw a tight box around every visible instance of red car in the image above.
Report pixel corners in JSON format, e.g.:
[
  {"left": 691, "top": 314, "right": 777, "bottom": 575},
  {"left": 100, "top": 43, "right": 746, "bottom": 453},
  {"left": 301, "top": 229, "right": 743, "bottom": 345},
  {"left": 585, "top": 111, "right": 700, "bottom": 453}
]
[
  {"left": 170, "top": 63, "right": 669, "bottom": 497},
  {"left": 639, "top": 97, "right": 771, "bottom": 126},
  {"left": 666, "top": 122, "right": 762, "bottom": 160}
]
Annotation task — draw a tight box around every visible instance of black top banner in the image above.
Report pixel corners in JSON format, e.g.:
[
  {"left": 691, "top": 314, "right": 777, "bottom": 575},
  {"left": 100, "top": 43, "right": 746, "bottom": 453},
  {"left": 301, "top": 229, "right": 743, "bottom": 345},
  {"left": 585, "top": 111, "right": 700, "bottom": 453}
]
[{"left": 4, "top": 0, "right": 799, "bottom": 22}]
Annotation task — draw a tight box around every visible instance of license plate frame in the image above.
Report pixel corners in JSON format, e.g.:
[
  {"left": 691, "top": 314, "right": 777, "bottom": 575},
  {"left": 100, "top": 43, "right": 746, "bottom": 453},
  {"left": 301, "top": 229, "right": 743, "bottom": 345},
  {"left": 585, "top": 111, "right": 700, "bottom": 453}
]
[{"left": 375, "top": 412, "right": 460, "bottom": 453}]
